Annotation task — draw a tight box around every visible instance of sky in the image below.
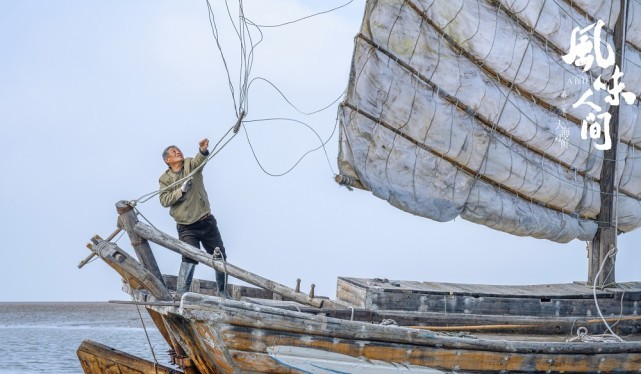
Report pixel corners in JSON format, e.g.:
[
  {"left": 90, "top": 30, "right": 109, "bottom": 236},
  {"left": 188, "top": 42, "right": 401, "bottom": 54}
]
[{"left": 2, "top": 0, "right": 641, "bottom": 302}]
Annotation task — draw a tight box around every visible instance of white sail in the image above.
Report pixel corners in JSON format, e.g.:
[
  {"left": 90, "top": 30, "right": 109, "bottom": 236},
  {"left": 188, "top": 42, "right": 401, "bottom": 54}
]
[{"left": 338, "top": 0, "right": 641, "bottom": 242}]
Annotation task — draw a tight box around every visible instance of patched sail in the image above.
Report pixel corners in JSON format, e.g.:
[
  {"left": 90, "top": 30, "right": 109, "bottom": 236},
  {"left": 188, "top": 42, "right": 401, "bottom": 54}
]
[{"left": 337, "top": 0, "right": 641, "bottom": 243}]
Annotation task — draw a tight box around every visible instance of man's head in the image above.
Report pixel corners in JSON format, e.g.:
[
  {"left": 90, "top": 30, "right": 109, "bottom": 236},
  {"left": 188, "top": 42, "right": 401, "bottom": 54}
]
[{"left": 162, "top": 145, "right": 184, "bottom": 167}]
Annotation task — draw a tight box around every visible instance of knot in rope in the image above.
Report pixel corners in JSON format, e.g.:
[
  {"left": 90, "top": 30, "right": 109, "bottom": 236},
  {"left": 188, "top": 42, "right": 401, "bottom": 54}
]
[{"left": 567, "top": 326, "right": 623, "bottom": 343}]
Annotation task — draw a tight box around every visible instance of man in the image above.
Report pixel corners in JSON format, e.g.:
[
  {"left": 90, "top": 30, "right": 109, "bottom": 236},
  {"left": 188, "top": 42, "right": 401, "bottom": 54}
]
[{"left": 159, "top": 138, "right": 228, "bottom": 298}]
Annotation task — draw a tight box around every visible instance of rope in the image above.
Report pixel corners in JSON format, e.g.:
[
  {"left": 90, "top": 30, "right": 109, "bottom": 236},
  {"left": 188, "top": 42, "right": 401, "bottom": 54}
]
[
  {"left": 242, "top": 116, "right": 338, "bottom": 177},
  {"left": 247, "top": 78, "right": 346, "bottom": 116},
  {"left": 134, "top": 303, "right": 160, "bottom": 373},
  {"left": 567, "top": 326, "right": 622, "bottom": 343},
  {"left": 245, "top": 0, "right": 355, "bottom": 28},
  {"left": 590, "top": 246, "right": 624, "bottom": 342},
  {"left": 121, "top": 273, "right": 161, "bottom": 373},
  {"left": 201, "top": 1, "right": 349, "bottom": 179},
  {"left": 134, "top": 207, "right": 161, "bottom": 232}
]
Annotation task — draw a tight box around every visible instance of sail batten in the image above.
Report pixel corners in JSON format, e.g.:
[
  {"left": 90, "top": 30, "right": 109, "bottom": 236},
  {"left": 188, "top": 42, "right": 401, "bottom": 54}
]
[
  {"left": 338, "top": 0, "right": 641, "bottom": 242},
  {"left": 343, "top": 102, "right": 593, "bottom": 219}
]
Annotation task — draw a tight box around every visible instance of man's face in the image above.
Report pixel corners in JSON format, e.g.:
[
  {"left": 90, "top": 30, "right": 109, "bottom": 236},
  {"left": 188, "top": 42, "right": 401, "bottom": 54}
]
[{"left": 165, "top": 147, "right": 184, "bottom": 164}]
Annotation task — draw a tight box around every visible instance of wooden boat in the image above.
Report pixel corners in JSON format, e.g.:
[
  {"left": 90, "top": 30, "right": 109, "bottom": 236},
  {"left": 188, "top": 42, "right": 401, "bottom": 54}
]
[
  {"left": 77, "top": 205, "right": 641, "bottom": 373},
  {"left": 78, "top": 0, "right": 641, "bottom": 372}
]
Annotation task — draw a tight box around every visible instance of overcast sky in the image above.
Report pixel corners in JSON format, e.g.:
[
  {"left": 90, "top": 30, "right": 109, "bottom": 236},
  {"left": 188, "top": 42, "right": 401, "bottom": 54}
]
[{"left": 2, "top": 1, "right": 640, "bottom": 302}]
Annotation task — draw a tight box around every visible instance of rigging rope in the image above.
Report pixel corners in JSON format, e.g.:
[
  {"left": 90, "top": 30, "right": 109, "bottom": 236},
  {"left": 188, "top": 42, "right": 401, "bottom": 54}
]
[
  {"left": 590, "top": 246, "right": 624, "bottom": 342},
  {"left": 200, "top": 0, "right": 351, "bottom": 179},
  {"left": 134, "top": 302, "right": 161, "bottom": 373},
  {"left": 122, "top": 0, "right": 352, "bottom": 202},
  {"left": 245, "top": 0, "right": 355, "bottom": 28},
  {"left": 242, "top": 116, "right": 338, "bottom": 177}
]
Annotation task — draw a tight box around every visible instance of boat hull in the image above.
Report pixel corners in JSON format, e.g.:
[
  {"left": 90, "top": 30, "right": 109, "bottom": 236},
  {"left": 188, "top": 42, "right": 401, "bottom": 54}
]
[{"left": 151, "top": 293, "right": 641, "bottom": 373}]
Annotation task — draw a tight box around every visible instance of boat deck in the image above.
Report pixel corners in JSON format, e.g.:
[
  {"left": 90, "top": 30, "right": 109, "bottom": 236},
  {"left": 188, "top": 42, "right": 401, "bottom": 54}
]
[{"left": 336, "top": 277, "right": 641, "bottom": 317}]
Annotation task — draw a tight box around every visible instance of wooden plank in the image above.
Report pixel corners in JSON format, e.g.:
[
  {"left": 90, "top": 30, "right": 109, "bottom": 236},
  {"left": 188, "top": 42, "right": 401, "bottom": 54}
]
[
  {"left": 365, "top": 291, "right": 635, "bottom": 316},
  {"left": 91, "top": 238, "right": 172, "bottom": 301},
  {"left": 135, "top": 221, "right": 330, "bottom": 308},
  {"left": 341, "top": 277, "right": 612, "bottom": 298},
  {"left": 77, "top": 340, "right": 179, "bottom": 374},
  {"left": 336, "top": 277, "right": 368, "bottom": 307},
  {"left": 233, "top": 297, "right": 641, "bottom": 335},
  {"left": 214, "top": 322, "right": 641, "bottom": 373},
  {"left": 179, "top": 293, "right": 641, "bottom": 354},
  {"left": 337, "top": 278, "right": 641, "bottom": 317}
]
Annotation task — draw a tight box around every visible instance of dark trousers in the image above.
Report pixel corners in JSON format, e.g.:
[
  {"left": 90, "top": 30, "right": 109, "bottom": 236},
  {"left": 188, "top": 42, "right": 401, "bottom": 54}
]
[
  {"left": 177, "top": 214, "right": 226, "bottom": 264},
  {"left": 177, "top": 214, "right": 228, "bottom": 293}
]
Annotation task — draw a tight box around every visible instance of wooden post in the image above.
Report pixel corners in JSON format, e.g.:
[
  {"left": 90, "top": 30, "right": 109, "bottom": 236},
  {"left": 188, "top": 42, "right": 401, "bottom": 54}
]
[
  {"left": 116, "top": 201, "right": 165, "bottom": 286},
  {"left": 133, "top": 221, "right": 334, "bottom": 308},
  {"left": 588, "top": 0, "right": 628, "bottom": 287}
]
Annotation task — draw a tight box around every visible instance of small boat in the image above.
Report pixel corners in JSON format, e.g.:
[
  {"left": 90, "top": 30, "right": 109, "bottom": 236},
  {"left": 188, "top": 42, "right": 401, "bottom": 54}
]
[{"left": 77, "top": 340, "right": 180, "bottom": 374}]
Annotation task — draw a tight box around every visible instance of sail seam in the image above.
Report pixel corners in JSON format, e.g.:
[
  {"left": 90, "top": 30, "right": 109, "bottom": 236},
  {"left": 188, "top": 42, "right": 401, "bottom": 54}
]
[
  {"left": 402, "top": 0, "right": 641, "bottom": 155},
  {"left": 342, "top": 102, "right": 592, "bottom": 220}
]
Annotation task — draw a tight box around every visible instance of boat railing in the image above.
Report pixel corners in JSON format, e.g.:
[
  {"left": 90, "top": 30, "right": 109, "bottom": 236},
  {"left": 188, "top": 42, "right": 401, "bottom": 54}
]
[{"left": 83, "top": 200, "right": 333, "bottom": 308}]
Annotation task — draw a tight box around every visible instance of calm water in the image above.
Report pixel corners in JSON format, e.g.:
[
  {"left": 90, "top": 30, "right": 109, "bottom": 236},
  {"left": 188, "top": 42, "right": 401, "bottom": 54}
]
[{"left": 0, "top": 302, "right": 173, "bottom": 373}]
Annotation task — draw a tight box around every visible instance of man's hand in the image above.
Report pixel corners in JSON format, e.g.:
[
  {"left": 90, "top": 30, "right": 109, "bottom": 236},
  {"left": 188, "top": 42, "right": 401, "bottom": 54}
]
[
  {"left": 180, "top": 178, "right": 193, "bottom": 193},
  {"left": 199, "top": 138, "right": 209, "bottom": 153}
]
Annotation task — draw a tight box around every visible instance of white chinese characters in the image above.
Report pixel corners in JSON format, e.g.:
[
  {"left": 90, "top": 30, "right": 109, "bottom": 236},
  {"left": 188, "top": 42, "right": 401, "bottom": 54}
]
[
  {"left": 562, "top": 20, "right": 614, "bottom": 71},
  {"left": 555, "top": 121, "right": 570, "bottom": 150},
  {"left": 562, "top": 20, "right": 636, "bottom": 151}
]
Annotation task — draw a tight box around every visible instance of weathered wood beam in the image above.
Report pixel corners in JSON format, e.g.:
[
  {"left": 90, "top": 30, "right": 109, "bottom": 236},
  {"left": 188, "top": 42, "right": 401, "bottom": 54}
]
[
  {"left": 78, "top": 227, "right": 121, "bottom": 269},
  {"left": 116, "top": 201, "right": 165, "bottom": 286},
  {"left": 221, "top": 326, "right": 641, "bottom": 373},
  {"left": 589, "top": 0, "right": 628, "bottom": 287},
  {"left": 133, "top": 221, "right": 333, "bottom": 308},
  {"left": 245, "top": 297, "right": 641, "bottom": 335},
  {"left": 91, "top": 237, "right": 172, "bottom": 301}
]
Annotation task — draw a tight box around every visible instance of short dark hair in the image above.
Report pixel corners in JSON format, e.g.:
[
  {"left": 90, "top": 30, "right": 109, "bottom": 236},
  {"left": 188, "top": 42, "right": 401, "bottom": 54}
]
[{"left": 162, "top": 145, "right": 178, "bottom": 165}]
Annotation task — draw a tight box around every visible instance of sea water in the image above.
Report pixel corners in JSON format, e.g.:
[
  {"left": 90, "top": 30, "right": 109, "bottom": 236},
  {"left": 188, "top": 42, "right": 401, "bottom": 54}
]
[{"left": 0, "top": 302, "right": 172, "bottom": 373}]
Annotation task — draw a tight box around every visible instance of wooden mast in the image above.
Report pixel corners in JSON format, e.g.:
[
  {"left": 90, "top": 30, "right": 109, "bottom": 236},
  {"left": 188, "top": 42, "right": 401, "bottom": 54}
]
[{"left": 588, "top": 0, "right": 628, "bottom": 287}]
